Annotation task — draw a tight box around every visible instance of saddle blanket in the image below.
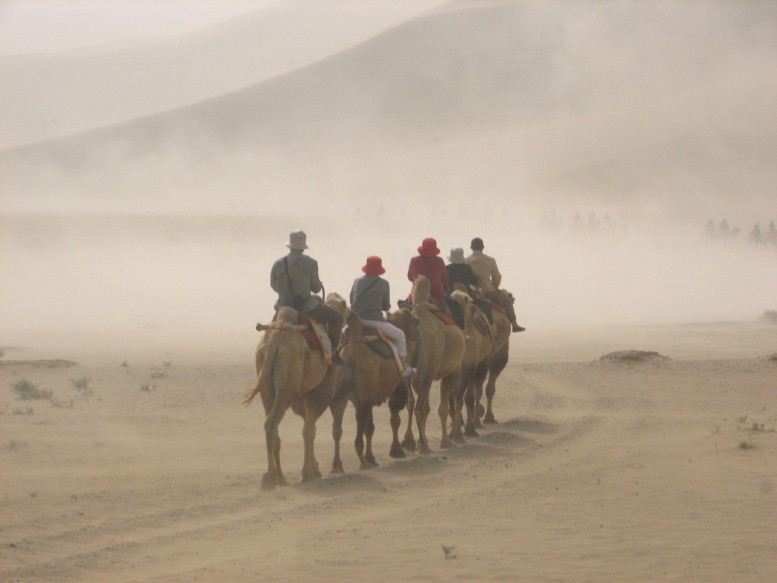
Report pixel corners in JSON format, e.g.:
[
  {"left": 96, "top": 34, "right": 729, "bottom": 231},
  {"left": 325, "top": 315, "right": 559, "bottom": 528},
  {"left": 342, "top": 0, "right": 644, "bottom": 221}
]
[{"left": 297, "top": 312, "right": 332, "bottom": 361}]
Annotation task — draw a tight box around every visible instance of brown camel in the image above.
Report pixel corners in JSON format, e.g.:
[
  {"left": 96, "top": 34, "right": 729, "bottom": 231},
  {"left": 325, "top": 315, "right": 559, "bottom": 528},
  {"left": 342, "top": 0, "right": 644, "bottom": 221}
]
[
  {"left": 401, "top": 276, "right": 465, "bottom": 453},
  {"left": 243, "top": 294, "right": 348, "bottom": 490},
  {"left": 329, "top": 309, "right": 420, "bottom": 471},
  {"left": 448, "top": 289, "right": 495, "bottom": 441}
]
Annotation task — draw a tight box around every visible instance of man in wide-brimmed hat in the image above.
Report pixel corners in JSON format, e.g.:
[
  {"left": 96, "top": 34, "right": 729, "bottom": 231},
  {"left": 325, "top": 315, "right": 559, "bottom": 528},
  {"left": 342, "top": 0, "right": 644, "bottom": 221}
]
[
  {"left": 270, "top": 230, "right": 345, "bottom": 364},
  {"left": 350, "top": 256, "right": 414, "bottom": 377}
]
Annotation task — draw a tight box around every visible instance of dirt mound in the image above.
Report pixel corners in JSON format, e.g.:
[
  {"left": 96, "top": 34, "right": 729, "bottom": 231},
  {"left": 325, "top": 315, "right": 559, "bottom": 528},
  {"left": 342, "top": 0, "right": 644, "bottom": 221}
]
[
  {"left": 0, "top": 359, "right": 78, "bottom": 369},
  {"left": 597, "top": 350, "right": 671, "bottom": 363}
]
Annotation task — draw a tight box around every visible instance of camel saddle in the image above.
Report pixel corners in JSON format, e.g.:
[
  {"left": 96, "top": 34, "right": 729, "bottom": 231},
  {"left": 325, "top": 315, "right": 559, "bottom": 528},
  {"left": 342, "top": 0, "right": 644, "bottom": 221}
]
[
  {"left": 341, "top": 324, "right": 394, "bottom": 360},
  {"left": 470, "top": 305, "right": 492, "bottom": 337}
]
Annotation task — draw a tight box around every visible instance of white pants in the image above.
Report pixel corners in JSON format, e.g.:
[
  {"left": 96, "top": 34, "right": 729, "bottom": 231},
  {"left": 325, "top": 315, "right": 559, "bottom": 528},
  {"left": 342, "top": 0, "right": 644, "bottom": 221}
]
[{"left": 362, "top": 320, "right": 407, "bottom": 357}]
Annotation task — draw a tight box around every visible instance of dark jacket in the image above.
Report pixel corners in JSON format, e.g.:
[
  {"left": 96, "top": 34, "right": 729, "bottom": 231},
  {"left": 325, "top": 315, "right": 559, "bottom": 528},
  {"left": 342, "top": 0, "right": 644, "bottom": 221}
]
[
  {"left": 446, "top": 263, "right": 479, "bottom": 294},
  {"left": 350, "top": 275, "right": 390, "bottom": 321}
]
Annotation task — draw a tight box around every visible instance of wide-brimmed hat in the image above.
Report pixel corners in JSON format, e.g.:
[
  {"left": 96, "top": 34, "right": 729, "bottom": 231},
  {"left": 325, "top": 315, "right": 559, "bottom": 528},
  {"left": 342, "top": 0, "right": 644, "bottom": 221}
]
[
  {"left": 418, "top": 237, "right": 440, "bottom": 257},
  {"left": 448, "top": 247, "right": 466, "bottom": 264},
  {"left": 362, "top": 255, "right": 386, "bottom": 276},
  {"left": 286, "top": 230, "right": 308, "bottom": 251},
  {"left": 470, "top": 237, "right": 484, "bottom": 250}
]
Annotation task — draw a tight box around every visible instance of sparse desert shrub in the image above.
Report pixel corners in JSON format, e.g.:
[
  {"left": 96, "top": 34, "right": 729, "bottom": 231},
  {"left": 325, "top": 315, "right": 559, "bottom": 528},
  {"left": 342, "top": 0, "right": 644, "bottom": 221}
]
[
  {"left": 0, "top": 347, "right": 5, "bottom": 359},
  {"left": 150, "top": 371, "right": 167, "bottom": 379},
  {"left": 12, "top": 406, "right": 34, "bottom": 415},
  {"left": 441, "top": 544, "right": 457, "bottom": 559},
  {"left": 2, "top": 440, "right": 28, "bottom": 451},
  {"left": 739, "top": 439, "right": 756, "bottom": 450},
  {"left": 761, "top": 310, "right": 777, "bottom": 324},
  {"left": 121, "top": 361, "right": 129, "bottom": 368},
  {"left": 10, "top": 379, "right": 52, "bottom": 400},
  {"left": 69, "top": 377, "right": 90, "bottom": 390},
  {"left": 140, "top": 382, "right": 156, "bottom": 392}
]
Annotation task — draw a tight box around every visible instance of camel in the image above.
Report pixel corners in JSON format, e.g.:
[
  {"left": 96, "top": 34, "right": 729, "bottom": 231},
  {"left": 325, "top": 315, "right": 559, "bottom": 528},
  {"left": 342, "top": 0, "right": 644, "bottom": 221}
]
[
  {"left": 401, "top": 276, "right": 465, "bottom": 453},
  {"left": 448, "top": 289, "right": 495, "bottom": 441},
  {"left": 243, "top": 294, "right": 348, "bottom": 490},
  {"left": 329, "top": 308, "right": 420, "bottom": 471}
]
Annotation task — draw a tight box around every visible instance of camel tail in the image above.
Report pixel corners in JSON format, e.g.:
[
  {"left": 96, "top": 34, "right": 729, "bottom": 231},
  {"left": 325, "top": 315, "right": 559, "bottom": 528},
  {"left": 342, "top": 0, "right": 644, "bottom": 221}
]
[{"left": 243, "top": 330, "right": 281, "bottom": 406}]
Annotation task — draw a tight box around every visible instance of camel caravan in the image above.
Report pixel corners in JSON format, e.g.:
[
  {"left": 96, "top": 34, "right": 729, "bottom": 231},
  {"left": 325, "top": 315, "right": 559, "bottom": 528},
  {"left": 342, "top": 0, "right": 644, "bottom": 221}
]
[{"left": 244, "top": 231, "right": 524, "bottom": 490}]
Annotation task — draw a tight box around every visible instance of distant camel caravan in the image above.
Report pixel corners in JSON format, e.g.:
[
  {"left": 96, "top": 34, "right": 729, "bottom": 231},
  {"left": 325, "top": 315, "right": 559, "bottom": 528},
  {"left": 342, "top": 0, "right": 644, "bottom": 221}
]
[{"left": 246, "top": 275, "right": 519, "bottom": 487}]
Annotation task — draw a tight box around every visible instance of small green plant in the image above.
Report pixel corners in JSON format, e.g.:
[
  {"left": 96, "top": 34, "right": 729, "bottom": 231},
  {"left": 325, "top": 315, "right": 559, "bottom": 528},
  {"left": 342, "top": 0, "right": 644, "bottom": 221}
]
[
  {"left": 12, "top": 406, "right": 34, "bottom": 415},
  {"left": 441, "top": 544, "right": 457, "bottom": 559},
  {"left": 163, "top": 361, "right": 173, "bottom": 370},
  {"left": 739, "top": 433, "right": 757, "bottom": 450},
  {"left": 10, "top": 379, "right": 52, "bottom": 400},
  {"left": 150, "top": 371, "right": 167, "bottom": 379},
  {"left": 121, "top": 361, "right": 129, "bottom": 368},
  {"left": 140, "top": 382, "right": 156, "bottom": 392}
]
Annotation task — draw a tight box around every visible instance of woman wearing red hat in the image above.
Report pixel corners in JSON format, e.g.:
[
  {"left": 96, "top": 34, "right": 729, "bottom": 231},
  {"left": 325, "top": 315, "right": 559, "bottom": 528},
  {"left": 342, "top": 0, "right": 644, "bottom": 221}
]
[
  {"left": 407, "top": 237, "right": 449, "bottom": 299},
  {"left": 407, "top": 238, "right": 465, "bottom": 329},
  {"left": 350, "top": 256, "right": 414, "bottom": 377}
]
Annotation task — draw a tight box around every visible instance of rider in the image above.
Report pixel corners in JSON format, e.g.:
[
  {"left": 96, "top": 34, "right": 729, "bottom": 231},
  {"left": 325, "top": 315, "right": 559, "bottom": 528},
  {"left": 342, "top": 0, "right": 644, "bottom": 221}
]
[
  {"left": 350, "top": 256, "right": 414, "bottom": 377},
  {"left": 270, "top": 230, "right": 345, "bottom": 364},
  {"left": 466, "top": 237, "right": 525, "bottom": 333},
  {"left": 446, "top": 247, "right": 493, "bottom": 324},
  {"left": 407, "top": 237, "right": 465, "bottom": 329}
]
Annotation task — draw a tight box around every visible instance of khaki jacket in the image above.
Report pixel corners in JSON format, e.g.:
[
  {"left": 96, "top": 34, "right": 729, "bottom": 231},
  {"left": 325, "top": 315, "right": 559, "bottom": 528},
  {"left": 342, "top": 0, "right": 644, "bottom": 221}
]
[{"left": 466, "top": 251, "right": 501, "bottom": 292}]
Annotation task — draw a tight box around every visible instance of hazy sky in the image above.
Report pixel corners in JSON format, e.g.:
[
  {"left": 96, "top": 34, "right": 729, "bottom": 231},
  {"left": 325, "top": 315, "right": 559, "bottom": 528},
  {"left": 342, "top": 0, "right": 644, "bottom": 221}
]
[{"left": 0, "top": 0, "right": 272, "bottom": 55}]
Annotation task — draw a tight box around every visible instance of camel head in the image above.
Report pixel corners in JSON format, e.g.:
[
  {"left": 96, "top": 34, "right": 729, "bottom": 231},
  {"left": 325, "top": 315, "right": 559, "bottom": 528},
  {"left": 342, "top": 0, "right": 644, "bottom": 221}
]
[
  {"left": 325, "top": 292, "right": 349, "bottom": 321},
  {"left": 412, "top": 275, "right": 431, "bottom": 305},
  {"left": 450, "top": 289, "right": 472, "bottom": 313}
]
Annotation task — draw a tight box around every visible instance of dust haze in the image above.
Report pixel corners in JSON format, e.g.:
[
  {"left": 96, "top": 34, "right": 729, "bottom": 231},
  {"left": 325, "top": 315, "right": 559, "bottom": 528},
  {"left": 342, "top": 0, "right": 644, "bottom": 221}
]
[{"left": 1, "top": 0, "right": 776, "bottom": 360}]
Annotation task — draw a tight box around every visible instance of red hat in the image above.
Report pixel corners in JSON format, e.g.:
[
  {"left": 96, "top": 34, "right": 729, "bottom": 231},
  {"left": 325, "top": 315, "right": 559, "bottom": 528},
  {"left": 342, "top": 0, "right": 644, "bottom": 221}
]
[
  {"left": 362, "top": 255, "right": 386, "bottom": 276},
  {"left": 418, "top": 237, "right": 440, "bottom": 257}
]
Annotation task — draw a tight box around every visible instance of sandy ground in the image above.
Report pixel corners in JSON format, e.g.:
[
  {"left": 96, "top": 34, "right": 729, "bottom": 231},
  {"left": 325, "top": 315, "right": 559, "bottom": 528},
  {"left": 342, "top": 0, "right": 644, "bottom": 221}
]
[{"left": 1, "top": 322, "right": 776, "bottom": 583}]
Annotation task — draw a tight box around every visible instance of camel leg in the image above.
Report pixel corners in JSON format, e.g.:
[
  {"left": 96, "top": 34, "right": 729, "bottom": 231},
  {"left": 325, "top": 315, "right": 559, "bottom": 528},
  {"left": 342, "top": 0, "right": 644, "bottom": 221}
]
[
  {"left": 364, "top": 407, "right": 378, "bottom": 468},
  {"left": 262, "top": 393, "right": 291, "bottom": 491},
  {"left": 451, "top": 371, "right": 469, "bottom": 443},
  {"left": 484, "top": 349, "right": 508, "bottom": 424},
  {"left": 438, "top": 374, "right": 456, "bottom": 449},
  {"left": 354, "top": 401, "right": 369, "bottom": 469},
  {"left": 401, "top": 384, "right": 417, "bottom": 452},
  {"left": 329, "top": 393, "right": 348, "bottom": 474},
  {"left": 415, "top": 384, "right": 432, "bottom": 455},
  {"left": 466, "top": 360, "right": 488, "bottom": 436},
  {"left": 388, "top": 383, "right": 407, "bottom": 458},
  {"left": 300, "top": 399, "right": 320, "bottom": 482}
]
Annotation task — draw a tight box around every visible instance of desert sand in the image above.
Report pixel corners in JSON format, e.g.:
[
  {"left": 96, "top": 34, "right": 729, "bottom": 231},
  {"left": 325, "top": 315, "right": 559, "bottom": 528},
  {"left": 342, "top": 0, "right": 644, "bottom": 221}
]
[{"left": 2, "top": 322, "right": 776, "bottom": 583}]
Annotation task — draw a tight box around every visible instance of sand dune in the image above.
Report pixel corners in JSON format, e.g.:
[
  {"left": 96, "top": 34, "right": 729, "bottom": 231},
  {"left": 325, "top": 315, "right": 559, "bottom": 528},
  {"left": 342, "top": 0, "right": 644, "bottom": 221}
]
[
  {"left": 3, "top": 1, "right": 776, "bottom": 217},
  {"left": 0, "top": 0, "right": 451, "bottom": 149}
]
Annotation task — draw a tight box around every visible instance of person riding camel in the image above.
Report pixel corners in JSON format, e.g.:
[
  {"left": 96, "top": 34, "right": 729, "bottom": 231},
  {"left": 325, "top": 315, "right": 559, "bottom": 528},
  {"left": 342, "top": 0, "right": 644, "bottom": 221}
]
[
  {"left": 350, "top": 256, "right": 414, "bottom": 378},
  {"left": 446, "top": 246, "right": 493, "bottom": 324},
  {"left": 407, "top": 237, "right": 465, "bottom": 329},
  {"left": 466, "top": 237, "right": 525, "bottom": 333},
  {"left": 270, "top": 230, "right": 345, "bottom": 364}
]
